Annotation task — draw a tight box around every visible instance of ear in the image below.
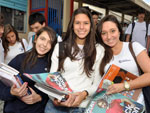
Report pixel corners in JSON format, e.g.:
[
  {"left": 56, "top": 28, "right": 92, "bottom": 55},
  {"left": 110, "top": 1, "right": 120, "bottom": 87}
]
[{"left": 42, "top": 22, "right": 46, "bottom": 27}]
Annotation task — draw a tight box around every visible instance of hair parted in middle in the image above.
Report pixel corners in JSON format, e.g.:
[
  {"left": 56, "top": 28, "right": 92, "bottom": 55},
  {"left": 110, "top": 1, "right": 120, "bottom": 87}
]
[{"left": 58, "top": 7, "right": 97, "bottom": 77}]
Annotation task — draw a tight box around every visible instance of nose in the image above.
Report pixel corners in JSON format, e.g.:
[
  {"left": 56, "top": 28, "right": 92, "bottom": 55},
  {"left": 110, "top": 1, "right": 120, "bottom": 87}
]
[
  {"left": 79, "top": 23, "right": 84, "bottom": 29},
  {"left": 107, "top": 32, "right": 111, "bottom": 40}
]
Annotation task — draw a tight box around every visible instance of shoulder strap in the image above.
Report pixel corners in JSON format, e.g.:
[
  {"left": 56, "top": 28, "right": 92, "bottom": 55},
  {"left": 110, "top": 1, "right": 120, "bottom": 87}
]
[
  {"left": 130, "top": 22, "right": 135, "bottom": 42},
  {"left": 21, "top": 39, "right": 26, "bottom": 52},
  {"left": 128, "top": 42, "right": 142, "bottom": 75},
  {"left": 145, "top": 22, "right": 149, "bottom": 39}
]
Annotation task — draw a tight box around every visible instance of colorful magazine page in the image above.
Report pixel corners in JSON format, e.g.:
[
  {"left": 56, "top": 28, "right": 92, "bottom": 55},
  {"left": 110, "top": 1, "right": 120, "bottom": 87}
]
[
  {"left": 23, "top": 72, "right": 72, "bottom": 101},
  {"left": 24, "top": 72, "right": 72, "bottom": 92},
  {"left": 85, "top": 90, "right": 144, "bottom": 113},
  {"left": 97, "top": 64, "right": 141, "bottom": 102}
]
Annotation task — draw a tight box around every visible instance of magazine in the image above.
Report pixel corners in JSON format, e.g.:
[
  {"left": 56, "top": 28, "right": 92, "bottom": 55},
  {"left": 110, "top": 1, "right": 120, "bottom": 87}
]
[
  {"left": 85, "top": 64, "right": 145, "bottom": 113},
  {"left": 0, "top": 63, "right": 23, "bottom": 88},
  {"left": 98, "top": 64, "right": 142, "bottom": 102},
  {"left": 85, "top": 90, "right": 144, "bottom": 113},
  {"left": 23, "top": 72, "right": 72, "bottom": 102}
]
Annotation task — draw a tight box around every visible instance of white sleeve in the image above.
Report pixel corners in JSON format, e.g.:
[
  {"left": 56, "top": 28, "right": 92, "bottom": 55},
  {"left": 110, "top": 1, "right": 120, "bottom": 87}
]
[
  {"left": 125, "top": 24, "right": 132, "bottom": 34},
  {"left": 50, "top": 43, "right": 59, "bottom": 72},
  {"left": 148, "top": 24, "right": 150, "bottom": 36},
  {"left": 132, "top": 42, "right": 146, "bottom": 56},
  {"left": 22, "top": 38, "right": 29, "bottom": 51}
]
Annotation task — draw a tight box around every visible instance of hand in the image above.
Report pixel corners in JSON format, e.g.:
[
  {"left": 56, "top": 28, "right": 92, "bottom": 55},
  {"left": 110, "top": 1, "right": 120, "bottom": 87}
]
[
  {"left": 53, "top": 91, "right": 87, "bottom": 107},
  {"left": 53, "top": 93, "right": 76, "bottom": 107},
  {"left": 21, "top": 87, "right": 42, "bottom": 104},
  {"left": 10, "top": 82, "right": 28, "bottom": 97},
  {"left": 106, "top": 83, "right": 125, "bottom": 95}
]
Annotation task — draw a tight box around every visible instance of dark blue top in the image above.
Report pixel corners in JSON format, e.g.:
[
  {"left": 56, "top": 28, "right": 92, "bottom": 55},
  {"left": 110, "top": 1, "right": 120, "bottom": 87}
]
[{"left": 0, "top": 53, "right": 49, "bottom": 113}]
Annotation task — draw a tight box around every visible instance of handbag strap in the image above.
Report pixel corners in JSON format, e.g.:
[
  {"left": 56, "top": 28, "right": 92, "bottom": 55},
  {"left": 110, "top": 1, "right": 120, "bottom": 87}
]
[{"left": 128, "top": 42, "right": 142, "bottom": 75}]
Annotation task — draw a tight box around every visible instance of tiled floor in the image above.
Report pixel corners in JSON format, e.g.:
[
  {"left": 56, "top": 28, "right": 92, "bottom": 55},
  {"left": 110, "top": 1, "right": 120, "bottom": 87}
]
[{"left": 0, "top": 100, "right": 4, "bottom": 113}]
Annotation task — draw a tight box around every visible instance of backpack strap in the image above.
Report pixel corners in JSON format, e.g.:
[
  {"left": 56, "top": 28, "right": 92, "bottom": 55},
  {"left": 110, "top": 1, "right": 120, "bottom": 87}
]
[
  {"left": 21, "top": 39, "right": 26, "bottom": 52},
  {"left": 145, "top": 22, "right": 149, "bottom": 47},
  {"left": 130, "top": 22, "right": 135, "bottom": 42},
  {"left": 128, "top": 42, "right": 142, "bottom": 75}
]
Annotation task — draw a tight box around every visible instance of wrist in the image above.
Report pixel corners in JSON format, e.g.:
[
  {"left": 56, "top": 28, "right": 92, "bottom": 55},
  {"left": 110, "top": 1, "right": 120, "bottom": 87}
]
[{"left": 124, "top": 81, "right": 130, "bottom": 91}]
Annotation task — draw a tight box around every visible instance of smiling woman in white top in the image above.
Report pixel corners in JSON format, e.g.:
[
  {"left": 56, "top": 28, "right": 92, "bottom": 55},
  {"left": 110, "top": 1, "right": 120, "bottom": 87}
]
[
  {"left": 45, "top": 7, "right": 104, "bottom": 113},
  {"left": 2, "top": 24, "right": 28, "bottom": 64}
]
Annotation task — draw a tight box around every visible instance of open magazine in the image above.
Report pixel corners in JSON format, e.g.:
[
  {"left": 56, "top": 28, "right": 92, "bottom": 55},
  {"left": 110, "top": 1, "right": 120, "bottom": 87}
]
[
  {"left": 0, "top": 63, "right": 23, "bottom": 88},
  {"left": 85, "top": 64, "right": 145, "bottom": 113},
  {"left": 23, "top": 72, "right": 72, "bottom": 102},
  {"left": 85, "top": 90, "right": 144, "bottom": 113},
  {"left": 98, "top": 64, "right": 142, "bottom": 102}
]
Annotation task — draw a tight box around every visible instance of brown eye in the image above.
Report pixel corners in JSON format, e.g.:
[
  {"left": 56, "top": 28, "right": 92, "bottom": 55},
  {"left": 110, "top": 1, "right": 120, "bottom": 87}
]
[{"left": 101, "top": 32, "right": 106, "bottom": 36}]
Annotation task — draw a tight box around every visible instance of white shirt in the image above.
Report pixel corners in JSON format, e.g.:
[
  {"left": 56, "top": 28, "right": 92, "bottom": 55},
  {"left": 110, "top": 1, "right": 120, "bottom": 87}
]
[
  {"left": 125, "top": 21, "right": 150, "bottom": 47},
  {"left": 50, "top": 43, "right": 104, "bottom": 108},
  {"left": 104, "top": 42, "right": 146, "bottom": 105},
  {"left": 4, "top": 39, "right": 28, "bottom": 64},
  {"left": 0, "top": 38, "right": 4, "bottom": 63}
]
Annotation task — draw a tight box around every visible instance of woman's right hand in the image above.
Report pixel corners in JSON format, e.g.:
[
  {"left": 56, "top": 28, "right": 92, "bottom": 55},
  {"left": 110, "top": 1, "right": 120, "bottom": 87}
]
[{"left": 10, "top": 82, "right": 28, "bottom": 97}]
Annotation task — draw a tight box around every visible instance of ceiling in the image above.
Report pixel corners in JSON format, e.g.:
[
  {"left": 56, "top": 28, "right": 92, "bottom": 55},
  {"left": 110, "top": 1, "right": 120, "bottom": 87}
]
[{"left": 75, "top": 0, "right": 150, "bottom": 17}]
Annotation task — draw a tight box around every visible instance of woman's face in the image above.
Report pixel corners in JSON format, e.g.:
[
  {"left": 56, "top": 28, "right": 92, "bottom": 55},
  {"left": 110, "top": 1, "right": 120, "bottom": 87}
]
[
  {"left": 35, "top": 31, "right": 51, "bottom": 57},
  {"left": 101, "top": 21, "right": 120, "bottom": 48},
  {"left": 73, "top": 14, "right": 91, "bottom": 40},
  {"left": 6, "top": 31, "right": 17, "bottom": 45}
]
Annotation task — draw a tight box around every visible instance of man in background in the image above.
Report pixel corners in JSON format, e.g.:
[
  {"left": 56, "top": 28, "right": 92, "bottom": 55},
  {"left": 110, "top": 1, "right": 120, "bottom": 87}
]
[
  {"left": 125, "top": 9, "right": 150, "bottom": 52},
  {"left": 91, "top": 11, "right": 99, "bottom": 26},
  {"left": 27, "top": 12, "right": 46, "bottom": 50}
]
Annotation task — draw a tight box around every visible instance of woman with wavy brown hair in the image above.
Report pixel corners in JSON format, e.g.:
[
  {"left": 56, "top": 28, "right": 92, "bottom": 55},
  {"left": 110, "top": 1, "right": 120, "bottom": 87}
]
[{"left": 2, "top": 24, "right": 28, "bottom": 64}]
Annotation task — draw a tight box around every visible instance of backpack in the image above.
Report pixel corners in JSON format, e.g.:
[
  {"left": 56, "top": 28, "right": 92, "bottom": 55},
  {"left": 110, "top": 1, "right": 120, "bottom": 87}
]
[{"left": 129, "top": 22, "right": 149, "bottom": 43}]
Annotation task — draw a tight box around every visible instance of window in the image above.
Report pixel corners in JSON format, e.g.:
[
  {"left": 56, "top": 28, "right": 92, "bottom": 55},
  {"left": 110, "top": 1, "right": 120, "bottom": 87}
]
[{"left": 0, "top": 6, "right": 26, "bottom": 32}]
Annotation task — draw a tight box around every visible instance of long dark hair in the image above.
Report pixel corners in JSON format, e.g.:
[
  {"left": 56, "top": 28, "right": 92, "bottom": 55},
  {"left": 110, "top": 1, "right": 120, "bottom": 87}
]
[
  {"left": 2, "top": 24, "right": 20, "bottom": 57},
  {"left": 22, "top": 26, "right": 57, "bottom": 71},
  {"left": 58, "top": 7, "right": 96, "bottom": 77},
  {"left": 96, "top": 15, "right": 123, "bottom": 75}
]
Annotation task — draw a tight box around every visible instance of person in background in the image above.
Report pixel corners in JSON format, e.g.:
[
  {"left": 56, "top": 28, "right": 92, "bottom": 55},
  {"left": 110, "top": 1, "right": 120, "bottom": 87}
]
[
  {"left": 125, "top": 9, "right": 150, "bottom": 51},
  {"left": 97, "top": 15, "right": 150, "bottom": 112},
  {"left": 0, "top": 26, "right": 57, "bottom": 113},
  {"left": 91, "top": 11, "right": 99, "bottom": 26},
  {"left": 2, "top": 24, "right": 28, "bottom": 64},
  {"left": 45, "top": 7, "right": 104, "bottom": 113},
  {"left": 27, "top": 12, "right": 46, "bottom": 50},
  {"left": 0, "top": 13, "right": 4, "bottom": 63}
]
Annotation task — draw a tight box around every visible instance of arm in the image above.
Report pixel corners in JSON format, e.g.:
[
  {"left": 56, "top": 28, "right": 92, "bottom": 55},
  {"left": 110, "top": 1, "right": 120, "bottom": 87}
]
[
  {"left": 146, "top": 36, "right": 150, "bottom": 54},
  {"left": 107, "top": 50, "right": 150, "bottom": 94}
]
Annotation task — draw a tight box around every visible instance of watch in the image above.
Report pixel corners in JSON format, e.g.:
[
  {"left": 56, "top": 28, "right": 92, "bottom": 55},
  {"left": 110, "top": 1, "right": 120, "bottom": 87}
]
[{"left": 124, "top": 81, "right": 130, "bottom": 91}]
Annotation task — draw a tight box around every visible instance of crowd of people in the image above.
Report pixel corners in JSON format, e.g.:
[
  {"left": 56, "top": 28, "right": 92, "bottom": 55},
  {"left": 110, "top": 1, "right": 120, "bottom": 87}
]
[{"left": 0, "top": 6, "right": 150, "bottom": 113}]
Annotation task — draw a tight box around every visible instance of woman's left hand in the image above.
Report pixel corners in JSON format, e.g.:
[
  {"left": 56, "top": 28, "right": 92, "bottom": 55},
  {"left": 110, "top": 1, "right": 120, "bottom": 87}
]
[
  {"left": 21, "top": 87, "right": 42, "bottom": 104},
  {"left": 54, "top": 91, "right": 87, "bottom": 107},
  {"left": 106, "top": 83, "right": 125, "bottom": 95}
]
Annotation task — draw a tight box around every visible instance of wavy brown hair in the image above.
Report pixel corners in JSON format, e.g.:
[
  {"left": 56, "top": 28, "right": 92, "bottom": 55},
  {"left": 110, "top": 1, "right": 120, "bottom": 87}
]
[
  {"left": 96, "top": 15, "right": 123, "bottom": 76},
  {"left": 22, "top": 26, "right": 57, "bottom": 71},
  {"left": 2, "top": 24, "right": 20, "bottom": 58},
  {"left": 58, "top": 7, "right": 96, "bottom": 77}
]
